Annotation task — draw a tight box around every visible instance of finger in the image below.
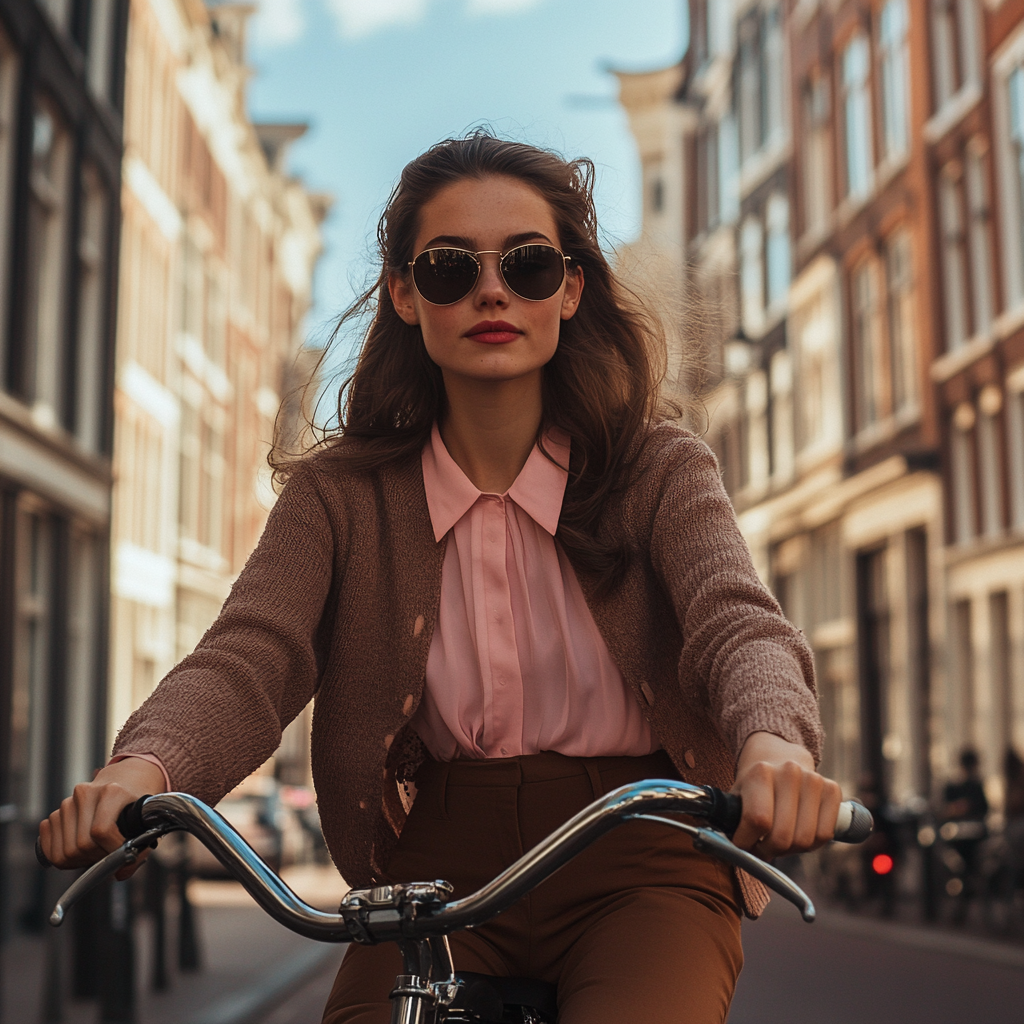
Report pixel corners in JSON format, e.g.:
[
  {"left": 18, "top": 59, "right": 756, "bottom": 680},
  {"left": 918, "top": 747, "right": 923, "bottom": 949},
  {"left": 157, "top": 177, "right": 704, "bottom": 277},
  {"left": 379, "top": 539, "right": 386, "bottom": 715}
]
[
  {"left": 91, "top": 786, "right": 136, "bottom": 854},
  {"left": 732, "top": 762, "right": 774, "bottom": 851},
  {"left": 59, "top": 795, "right": 84, "bottom": 864},
  {"left": 790, "top": 771, "right": 825, "bottom": 852},
  {"left": 815, "top": 779, "right": 843, "bottom": 847},
  {"left": 756, "top": 761, "right": 801, "bottom": 859},
  {"left": 72, "top": 784, "right": 105, "bottom": 860},
  {"left": 39, "top": 817, "right": 54, "bottom": 866}
]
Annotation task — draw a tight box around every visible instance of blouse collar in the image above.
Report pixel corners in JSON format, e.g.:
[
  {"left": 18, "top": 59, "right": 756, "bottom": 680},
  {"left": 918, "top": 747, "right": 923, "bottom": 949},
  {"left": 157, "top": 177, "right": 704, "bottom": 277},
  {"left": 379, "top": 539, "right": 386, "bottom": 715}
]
[{"left": 421, "top": 422, "right": 570, "bottom": 542}]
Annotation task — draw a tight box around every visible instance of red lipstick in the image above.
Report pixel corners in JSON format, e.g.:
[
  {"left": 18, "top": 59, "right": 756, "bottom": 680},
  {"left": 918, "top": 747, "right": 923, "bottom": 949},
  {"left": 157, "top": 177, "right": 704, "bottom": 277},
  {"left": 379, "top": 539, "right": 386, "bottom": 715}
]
[{"left": 465, "top": 320, "right": 522, "bottom": 344}]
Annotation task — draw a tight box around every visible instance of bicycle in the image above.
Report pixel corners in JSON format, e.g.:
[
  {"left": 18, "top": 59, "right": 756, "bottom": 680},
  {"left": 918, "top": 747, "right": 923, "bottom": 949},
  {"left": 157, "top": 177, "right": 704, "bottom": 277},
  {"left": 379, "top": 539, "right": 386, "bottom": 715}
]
[{"left": 39, "top": 780, "right": 872, "bottom": 1023}]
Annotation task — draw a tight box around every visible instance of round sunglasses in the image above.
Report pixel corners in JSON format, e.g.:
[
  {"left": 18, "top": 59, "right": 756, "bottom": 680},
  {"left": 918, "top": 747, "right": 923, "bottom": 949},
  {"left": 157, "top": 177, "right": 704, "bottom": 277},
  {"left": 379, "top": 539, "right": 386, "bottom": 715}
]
[{"left": 408, "top": 244, "right": 572, "bottom": 305}]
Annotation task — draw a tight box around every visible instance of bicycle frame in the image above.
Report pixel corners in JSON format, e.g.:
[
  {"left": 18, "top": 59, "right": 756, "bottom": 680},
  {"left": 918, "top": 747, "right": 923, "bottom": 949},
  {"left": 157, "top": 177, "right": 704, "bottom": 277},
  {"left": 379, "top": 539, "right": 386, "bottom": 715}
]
[{"left": 47, "top": 780, "right": 852, "bottom": 1024}]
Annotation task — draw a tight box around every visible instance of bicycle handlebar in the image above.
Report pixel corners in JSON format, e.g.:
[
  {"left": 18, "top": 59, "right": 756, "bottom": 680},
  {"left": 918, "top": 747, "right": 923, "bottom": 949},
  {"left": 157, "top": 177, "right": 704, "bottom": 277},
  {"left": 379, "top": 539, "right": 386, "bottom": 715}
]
[{"left": 39, "top": 782, "right": 871, "bottom": 940}]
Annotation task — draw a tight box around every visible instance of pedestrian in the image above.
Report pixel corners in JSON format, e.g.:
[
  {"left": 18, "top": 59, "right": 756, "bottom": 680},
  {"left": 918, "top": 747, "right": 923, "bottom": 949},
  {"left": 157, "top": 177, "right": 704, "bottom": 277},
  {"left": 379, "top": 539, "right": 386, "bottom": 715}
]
[
  {"left": 38, "top": 132, "right": 840, "bottom": 1024},
  {"left": 942, "top": 747, "right": 989, "bottom": 918},
  {"left": 1004, "top": 749, "right": 1024, "bottom": 893}
]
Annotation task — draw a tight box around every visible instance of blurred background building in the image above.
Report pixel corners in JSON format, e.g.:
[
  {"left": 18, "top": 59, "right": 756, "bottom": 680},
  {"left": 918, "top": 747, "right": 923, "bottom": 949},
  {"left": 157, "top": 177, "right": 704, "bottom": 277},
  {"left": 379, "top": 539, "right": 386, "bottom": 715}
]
[
  {"left": 0, "top": 0, "right": 327, "bottom": 1017},
  {"left": 618, "top": 0, "right": 1024, "bottom": 821}
]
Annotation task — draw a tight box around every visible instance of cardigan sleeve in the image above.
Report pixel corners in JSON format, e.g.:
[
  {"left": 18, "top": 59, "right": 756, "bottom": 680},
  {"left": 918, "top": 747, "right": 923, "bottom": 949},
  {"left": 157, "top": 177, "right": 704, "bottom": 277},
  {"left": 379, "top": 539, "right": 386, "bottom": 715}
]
[
  {"left": 648, "top": 435, "right": 822, "bottom": 764},
  {"left": 112, "top": 465, "right": 338, "bottom": 806}
]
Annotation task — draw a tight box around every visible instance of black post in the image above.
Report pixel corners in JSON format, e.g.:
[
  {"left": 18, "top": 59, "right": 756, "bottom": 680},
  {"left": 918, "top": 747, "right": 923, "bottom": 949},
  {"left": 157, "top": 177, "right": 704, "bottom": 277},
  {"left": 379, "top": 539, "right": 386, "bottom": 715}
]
[
  {"left": 177, "top": 834, "right": 201, "bottom": 973},
  {"left": 97, "top": 878, "right": 135, "bottom": 1024},
  {"left": 145, "top": 856, "right": 168, "bottom": 991}
]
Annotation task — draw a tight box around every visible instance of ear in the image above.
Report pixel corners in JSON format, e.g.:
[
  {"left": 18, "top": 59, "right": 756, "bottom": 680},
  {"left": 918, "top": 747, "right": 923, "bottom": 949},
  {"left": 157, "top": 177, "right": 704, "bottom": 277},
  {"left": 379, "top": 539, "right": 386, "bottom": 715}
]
[
  {"left": 560, "top": 264, "right": 584, "bottom": 321},
  {"left": 389, "top": 272, "right": 420, "bottom": 326}
]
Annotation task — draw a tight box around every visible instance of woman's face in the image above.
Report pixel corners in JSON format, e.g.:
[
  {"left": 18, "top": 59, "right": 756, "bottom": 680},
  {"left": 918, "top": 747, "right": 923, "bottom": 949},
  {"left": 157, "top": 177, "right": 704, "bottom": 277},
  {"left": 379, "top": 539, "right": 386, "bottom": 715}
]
[{"left": 389, "top": 175, "right": 583, "bottom": 389}]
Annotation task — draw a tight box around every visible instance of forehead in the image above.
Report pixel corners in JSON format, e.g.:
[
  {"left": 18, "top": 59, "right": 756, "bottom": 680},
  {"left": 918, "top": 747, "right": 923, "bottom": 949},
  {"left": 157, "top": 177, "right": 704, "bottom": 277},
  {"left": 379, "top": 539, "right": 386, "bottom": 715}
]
[{"left": 414, "top": 175, "right": 560, "bottom": 250}]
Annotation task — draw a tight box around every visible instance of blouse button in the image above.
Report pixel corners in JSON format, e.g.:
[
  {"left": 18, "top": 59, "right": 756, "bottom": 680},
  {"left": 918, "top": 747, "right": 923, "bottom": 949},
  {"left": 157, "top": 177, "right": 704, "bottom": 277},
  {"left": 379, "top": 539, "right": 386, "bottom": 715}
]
[
  {"left": 684, "top": 749, "right": 696, "bottom": 769},
  {"left": 500, "top": 747, "right": 508, "bottom": 756}
]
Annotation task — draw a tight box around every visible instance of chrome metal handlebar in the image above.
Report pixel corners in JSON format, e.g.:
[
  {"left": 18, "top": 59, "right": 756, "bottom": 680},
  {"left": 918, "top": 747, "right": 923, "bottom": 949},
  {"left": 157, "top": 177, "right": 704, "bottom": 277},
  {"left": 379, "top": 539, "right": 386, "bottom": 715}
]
[{"left": 47, "top": 780, "right": 855, "bottom": 938}]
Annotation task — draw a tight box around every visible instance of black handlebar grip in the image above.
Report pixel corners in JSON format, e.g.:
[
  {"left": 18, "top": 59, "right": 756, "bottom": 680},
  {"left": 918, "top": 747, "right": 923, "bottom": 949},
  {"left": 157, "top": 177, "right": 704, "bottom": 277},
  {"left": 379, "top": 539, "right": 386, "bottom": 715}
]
[
  {"left": 702, "top": 787, "right": 874, "bottom": 844},
  {"left": 35, "top": 837, "right": 52, "bottom": 868},
  {"left": 115, "top": 796, "right": 152, "bottom": 841}
]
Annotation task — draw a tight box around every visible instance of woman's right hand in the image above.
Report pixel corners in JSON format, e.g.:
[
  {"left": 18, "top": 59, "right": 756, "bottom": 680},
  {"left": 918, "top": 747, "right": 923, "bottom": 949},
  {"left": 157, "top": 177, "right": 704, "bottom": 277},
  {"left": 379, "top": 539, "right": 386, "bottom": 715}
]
[{"left": 38, "top": 757, "right": 167, "bottom": 879}]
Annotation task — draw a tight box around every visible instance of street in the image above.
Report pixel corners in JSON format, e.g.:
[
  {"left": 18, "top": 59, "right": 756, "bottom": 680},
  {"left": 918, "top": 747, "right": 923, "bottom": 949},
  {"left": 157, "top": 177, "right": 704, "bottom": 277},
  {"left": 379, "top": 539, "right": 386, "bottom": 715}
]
[{"left": 244, "top": 897, "right": 1024, "bottom": 1024}]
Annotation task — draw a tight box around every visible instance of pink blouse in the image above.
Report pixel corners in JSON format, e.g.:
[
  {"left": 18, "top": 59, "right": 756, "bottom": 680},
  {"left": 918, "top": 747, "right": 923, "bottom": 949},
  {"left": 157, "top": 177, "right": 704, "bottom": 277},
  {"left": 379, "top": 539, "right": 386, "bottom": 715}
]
[
  {"left": 114, "top": 424, "right": 656, "bottom": 783},
  {"left": 410, "top": 423, "right": 656, "bottom": 761}
]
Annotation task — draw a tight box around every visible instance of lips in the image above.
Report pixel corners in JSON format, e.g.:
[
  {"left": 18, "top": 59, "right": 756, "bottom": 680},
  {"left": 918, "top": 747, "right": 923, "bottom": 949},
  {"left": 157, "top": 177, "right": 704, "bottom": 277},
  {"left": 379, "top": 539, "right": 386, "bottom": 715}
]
[{"left": 465, "top": 320, "right": 522, "bottom": 344}]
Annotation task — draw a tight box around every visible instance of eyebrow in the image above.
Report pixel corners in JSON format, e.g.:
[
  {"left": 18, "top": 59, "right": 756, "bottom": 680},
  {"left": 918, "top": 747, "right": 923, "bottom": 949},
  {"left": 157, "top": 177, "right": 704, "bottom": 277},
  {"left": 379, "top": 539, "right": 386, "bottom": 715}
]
[{"left": 419, "top": 231, "right": 556, "bottom": 251}]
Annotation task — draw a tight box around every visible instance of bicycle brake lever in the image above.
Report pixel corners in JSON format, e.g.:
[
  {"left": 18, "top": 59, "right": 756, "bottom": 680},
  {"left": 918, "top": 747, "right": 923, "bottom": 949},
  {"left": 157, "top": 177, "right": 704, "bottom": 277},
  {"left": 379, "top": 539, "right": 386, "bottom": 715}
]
[
  {"left": 626, "top": 814, "right": 817, "bottom": 922},
  {"left": 48, "top": 827, "right": 170, "bottom": 927}
]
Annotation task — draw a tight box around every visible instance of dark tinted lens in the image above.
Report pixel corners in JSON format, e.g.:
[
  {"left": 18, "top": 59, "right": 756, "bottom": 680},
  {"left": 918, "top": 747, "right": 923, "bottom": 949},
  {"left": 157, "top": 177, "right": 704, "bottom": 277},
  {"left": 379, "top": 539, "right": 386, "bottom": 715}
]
[
  {"left": 500, "top": 245, "right": 565, "bottom": 300},
  {"left": 411, "top": 249, "right": 479, "bottom": 304}
]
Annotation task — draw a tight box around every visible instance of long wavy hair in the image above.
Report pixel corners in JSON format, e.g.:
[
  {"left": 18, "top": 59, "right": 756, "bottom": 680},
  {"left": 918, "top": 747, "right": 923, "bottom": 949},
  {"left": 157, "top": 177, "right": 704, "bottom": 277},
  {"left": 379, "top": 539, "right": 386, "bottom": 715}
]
[{"left": 273, "top": 131, "right": 678, "bottom": 585}]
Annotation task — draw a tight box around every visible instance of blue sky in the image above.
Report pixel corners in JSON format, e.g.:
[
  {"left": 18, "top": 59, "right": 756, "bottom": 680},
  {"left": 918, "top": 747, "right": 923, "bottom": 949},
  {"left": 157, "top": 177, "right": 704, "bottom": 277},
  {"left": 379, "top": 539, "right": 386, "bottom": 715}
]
[{"left": 244, "top": 0, "right": 687, "bottom": 352}]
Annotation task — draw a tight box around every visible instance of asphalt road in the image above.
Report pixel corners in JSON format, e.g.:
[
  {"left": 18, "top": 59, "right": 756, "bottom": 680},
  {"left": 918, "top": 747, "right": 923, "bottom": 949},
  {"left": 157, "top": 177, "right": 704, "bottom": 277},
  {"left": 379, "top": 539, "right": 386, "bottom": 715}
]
[
  {"left": 728, "top": 901, "right": 1024, "bottom": 1024},
  {"left": 254, "top": 901, "right": 1024, "bottom": 1023}
]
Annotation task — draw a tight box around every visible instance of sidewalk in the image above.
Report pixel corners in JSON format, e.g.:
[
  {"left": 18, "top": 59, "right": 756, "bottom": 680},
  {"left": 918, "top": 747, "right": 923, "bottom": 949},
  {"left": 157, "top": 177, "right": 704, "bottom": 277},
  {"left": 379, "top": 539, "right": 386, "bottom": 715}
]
[{"left": 2, "top": 864, "right": 349, "bottom": 1024}]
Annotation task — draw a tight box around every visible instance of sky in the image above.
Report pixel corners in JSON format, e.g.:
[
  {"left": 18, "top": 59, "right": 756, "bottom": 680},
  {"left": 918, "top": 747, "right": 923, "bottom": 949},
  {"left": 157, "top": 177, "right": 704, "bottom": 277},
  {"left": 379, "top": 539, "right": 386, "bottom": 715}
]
[{"left": 243, "top": 0, "right": 688, "bottom": 356}]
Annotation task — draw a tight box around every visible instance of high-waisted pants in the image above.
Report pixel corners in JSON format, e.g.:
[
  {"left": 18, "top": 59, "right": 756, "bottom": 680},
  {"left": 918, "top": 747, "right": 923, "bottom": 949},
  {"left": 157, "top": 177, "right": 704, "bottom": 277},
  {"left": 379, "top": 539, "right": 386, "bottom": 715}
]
[{"left": 321, "top": 750, "right": 743, "bottom": 1024}]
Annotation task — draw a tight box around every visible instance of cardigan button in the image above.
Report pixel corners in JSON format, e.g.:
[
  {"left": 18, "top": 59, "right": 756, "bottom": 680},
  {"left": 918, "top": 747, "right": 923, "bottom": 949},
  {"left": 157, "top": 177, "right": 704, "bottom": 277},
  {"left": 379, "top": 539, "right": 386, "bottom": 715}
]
[{"left": 684, "top": 749, "right": 696, "bottom": 769}]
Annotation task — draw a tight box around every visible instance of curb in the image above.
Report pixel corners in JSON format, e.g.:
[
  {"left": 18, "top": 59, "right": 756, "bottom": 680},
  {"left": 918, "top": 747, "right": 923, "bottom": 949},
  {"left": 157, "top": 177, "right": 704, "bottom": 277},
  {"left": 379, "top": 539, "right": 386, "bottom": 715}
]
[
  {"left": 816, "top": 910, "right": 1024, "bottom": 970},
  {"left": 186, "top": 943, "right": 345, "bottom": 1024}
]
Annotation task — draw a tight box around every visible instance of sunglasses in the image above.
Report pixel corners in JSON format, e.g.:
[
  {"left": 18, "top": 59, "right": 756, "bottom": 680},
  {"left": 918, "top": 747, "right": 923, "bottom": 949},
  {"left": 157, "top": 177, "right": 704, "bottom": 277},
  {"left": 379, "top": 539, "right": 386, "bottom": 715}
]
[{"left": 408, "top": 244, "right": 572, "bottom": 305}]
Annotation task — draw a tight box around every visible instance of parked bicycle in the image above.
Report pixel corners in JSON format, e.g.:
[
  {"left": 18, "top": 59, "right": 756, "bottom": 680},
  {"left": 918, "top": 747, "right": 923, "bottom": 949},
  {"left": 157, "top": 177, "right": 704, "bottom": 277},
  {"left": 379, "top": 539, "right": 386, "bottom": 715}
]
[{"left": 39, "top": 779, "right": 871, "bottom": 1024}]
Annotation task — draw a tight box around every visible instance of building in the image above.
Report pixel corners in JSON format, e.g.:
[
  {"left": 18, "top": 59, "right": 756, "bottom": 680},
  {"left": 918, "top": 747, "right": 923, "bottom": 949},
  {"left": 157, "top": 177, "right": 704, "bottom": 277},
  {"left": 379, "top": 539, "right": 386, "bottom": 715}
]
[
  {"left": 619, "top": 0, "right": 1024, "bottom": 817},
  {"left": 934, "top": 0, "right": 1024, "bottom": 797},
  {"left": 0, "top": 0, "right": 129, "bottom": 1010},
  {"left": 109, "top": 0, "right": 328, "bottom": 803}
]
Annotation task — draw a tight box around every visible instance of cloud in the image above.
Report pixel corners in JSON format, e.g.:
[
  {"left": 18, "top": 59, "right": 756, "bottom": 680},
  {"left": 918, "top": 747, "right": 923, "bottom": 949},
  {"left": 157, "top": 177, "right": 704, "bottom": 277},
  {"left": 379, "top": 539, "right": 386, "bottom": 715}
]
[
  {"left": 252, "top": 0, "right": 306, "bottom": 47},
  {"left": 325, "top": 0, "right": 429, "bottom": 38},
  {"left": 466, "top": 0, "right": 543, "bottom": 14}
]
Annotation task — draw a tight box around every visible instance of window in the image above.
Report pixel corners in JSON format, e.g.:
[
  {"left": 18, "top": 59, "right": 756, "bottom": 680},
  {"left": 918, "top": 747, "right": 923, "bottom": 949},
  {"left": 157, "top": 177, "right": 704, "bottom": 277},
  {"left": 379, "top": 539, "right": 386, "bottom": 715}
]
[
  {"left": 1009, "top": 380, "right": 1024, "bottom": 529},
  {"left": 951, "top": 402, "right": 977, "bottom": 543},
  {"left": 718, "top": 112, "right": 740, "bottom": 224},
  {"left": 879, "top": 0, "right": 910, "bottom": 160},
  {"left": 977, "top": 385, "right": 1004, "bottom": 538},
  {"left": 852, "top": 261, "right": 883, "bottom": 429},
  {"left": 75, "top": 165, "right": 109, "bottom": 453},
  {"left": 885, "top": 231, "right": 917, "bottom": 414},
  {"left": 771, "top": 349, "right": 794, "bottom": 482},
  {"left": 87, "top": 0, "right": 117, "bottom": 103},
  {"left": 741, "top": 216, "right": 765, "bottom": 334},
  {"left": 65, "top": 530, "right": 99, "bottom": 792},
  {"left": 842, "top": 35, "right": 873, "bottom": 200},
  {"left": 763, "top": 5, "right": 786, "bottom": 148},
  {"left": 1009, "top": 67, "right": 1024, "bottom": 293},
  {"left": 11, "top": 505, "right": 53, "bottom": 823},
  {"left": 766, "top": 194, "right": 790, "bottom": 309},
  {"left": 965, "top": 145, "right": 994, "bottom": 337},
  {"left": 802, "top": 75, "right": 832, "bottom": 236},
  {"left": 939, "top": 168, "right": 969, "bottom": 351},
  {"left": 738, "top": 20, "right": 762, "bottom": 164},
  {"left": 930, "top": 0, "right": 982, "bottom": 110},
  {"left": 697, "top": 122, "right": 719, "bottom": 234},
  {"left": 951, "top": 598, "right": 975, "bottom": 747},
  {"left": 22, "top": 98, "right": 72, "bottom": 424}
]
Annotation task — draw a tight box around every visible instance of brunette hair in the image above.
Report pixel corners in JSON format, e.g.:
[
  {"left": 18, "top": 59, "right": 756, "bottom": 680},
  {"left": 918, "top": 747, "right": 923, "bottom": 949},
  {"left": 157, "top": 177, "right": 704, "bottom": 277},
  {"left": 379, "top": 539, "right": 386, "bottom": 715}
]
[{"left": 274, "top": 130, "right": 677, "bottom": 584}]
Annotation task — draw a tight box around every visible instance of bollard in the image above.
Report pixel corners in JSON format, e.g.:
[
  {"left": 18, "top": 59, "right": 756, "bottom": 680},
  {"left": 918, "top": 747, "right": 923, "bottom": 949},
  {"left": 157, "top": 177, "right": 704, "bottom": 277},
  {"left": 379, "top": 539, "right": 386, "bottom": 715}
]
[{"left": 97, "top": 877, "right": 136, "bottom": 1024}]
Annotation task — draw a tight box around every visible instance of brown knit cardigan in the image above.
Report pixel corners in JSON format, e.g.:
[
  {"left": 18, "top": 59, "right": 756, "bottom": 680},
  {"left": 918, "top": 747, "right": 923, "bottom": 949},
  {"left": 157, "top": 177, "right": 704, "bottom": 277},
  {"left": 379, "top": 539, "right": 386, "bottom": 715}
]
[{"left": 113, "top": 425, "right": 822, "bottom": 918}]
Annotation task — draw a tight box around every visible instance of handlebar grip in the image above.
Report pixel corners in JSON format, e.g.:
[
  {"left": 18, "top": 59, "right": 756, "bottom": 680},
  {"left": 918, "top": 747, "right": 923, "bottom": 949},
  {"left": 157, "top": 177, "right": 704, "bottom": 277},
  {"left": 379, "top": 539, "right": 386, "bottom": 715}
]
[
  {"left": 34, "top": 796, "right": 153, "bottom": 870},
  {"left": 703, "top": 788, "right": 873, "bottom": 843},
  {"left": 116, "top": 796, "right": 152, "bottom": 841}
]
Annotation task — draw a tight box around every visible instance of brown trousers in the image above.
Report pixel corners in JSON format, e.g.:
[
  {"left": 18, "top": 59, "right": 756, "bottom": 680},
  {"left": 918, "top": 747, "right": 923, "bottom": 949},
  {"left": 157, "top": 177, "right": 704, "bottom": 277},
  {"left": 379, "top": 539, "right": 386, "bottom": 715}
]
[{"left": 322, "top": 751, "right": 743, "bottom": 1024}]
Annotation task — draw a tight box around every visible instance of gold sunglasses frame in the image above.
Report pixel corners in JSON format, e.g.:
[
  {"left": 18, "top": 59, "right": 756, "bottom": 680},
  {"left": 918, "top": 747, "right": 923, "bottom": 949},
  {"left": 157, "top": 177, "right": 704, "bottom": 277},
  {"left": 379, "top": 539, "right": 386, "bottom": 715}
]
[{"left": 407, "top": 244, "right": 573, "bottom": 305}]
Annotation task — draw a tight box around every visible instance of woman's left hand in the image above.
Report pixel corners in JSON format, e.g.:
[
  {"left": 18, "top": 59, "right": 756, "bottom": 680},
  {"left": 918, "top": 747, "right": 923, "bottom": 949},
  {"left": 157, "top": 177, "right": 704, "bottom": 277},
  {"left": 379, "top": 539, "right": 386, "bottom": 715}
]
[{"left": 730, "top": 731, "right": 842, "bottom": 860}]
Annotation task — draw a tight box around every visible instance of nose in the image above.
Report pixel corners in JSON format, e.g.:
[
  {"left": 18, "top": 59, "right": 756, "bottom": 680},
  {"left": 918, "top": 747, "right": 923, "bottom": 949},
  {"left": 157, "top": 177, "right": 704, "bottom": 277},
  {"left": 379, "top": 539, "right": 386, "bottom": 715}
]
[{"left": 473, "top": 253, "right": 509, "bottom": 308}]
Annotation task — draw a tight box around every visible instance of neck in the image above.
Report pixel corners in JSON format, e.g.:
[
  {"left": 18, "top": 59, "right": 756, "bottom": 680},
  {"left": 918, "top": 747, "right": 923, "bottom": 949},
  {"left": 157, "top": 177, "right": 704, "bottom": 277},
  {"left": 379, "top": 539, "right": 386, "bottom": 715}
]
[{"left": 439, "top": 371, "right": 543, "bottom": 493}]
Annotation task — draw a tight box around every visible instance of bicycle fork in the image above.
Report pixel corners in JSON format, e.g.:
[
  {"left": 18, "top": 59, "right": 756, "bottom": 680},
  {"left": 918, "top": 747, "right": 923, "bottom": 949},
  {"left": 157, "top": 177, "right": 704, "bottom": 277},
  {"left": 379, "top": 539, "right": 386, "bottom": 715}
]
[{"left": 390, "top": 935, "right": 460, "bottom": 1024}]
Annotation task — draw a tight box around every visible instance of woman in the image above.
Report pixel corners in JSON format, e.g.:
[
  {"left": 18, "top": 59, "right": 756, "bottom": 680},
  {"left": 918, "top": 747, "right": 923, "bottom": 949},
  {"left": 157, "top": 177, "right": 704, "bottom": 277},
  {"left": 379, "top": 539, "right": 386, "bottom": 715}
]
[{"left": 40, "top": 134, "right": 839, "bottom": 1023}]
